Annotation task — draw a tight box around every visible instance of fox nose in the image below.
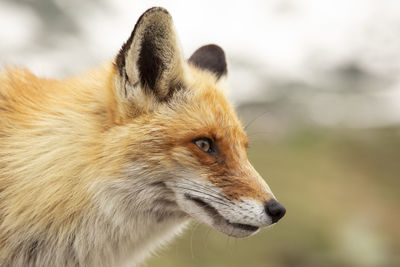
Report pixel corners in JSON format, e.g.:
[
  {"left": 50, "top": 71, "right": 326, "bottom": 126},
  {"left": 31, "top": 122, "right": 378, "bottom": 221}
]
[{"left": 265, "top": 199, "right": 286, "bottom": 223}]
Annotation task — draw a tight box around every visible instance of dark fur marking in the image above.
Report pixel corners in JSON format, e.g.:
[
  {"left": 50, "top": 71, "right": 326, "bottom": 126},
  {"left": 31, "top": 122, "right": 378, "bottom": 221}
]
[
  {"left": 146, "top": 197, "right": 183, "bottom": 223},
  {"left": 188, "top": 44, "right": 227, "bottom": 79},
  {"left": 155, "top": 211, "right": 171, "bottom": 223},
  {"left": 27, "top": 240, "right": 39, "bottom": 262},
  {"left": 65, "top": 233, "right": 78, "bottom": 265},
  {"left": 150, "top": 181, "right": 167, "bottom": 189},
  {"left": 153, "top": 198, "right": 177, "bottom": 208},
  {"left": 138, "top": 28, "right": 165, "bottom": 91},
  {"left": 154, "top": 210, "right": 186, "bottom": 223}
]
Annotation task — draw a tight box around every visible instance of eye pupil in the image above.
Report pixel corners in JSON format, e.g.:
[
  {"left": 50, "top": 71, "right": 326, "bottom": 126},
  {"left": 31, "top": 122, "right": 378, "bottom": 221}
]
[
  {"left": 201, "top": 141, "right": 209, "bottom": 151},
  {"left": 194, "top": 138, "right": 213, "bottom": 154}
]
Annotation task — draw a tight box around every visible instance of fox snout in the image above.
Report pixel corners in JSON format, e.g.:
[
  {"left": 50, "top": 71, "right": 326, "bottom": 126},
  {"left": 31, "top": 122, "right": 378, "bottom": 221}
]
[
  {"left": 171, "top": 158, "right": 286, "bottom": 238},
  {"left": 265, "top": 199, "right": 286, "bottom": 223}
]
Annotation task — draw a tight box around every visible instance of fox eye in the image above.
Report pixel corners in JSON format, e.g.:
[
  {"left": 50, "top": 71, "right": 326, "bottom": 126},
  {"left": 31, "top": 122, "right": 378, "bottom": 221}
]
[{"left": 194, "top": 138, "right": 216, "bottom": 155}]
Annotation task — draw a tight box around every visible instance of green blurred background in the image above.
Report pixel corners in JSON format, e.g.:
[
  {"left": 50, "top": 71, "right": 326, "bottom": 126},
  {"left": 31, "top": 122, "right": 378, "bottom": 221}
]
[{"left": 1, "top": 1, "right": 399, "bottom": 266}]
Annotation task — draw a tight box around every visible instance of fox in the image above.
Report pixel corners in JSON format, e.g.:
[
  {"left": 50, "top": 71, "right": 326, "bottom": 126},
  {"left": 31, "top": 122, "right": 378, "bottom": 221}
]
[{"left": 0, "top": 7, "right": 286, "bottom": 267}]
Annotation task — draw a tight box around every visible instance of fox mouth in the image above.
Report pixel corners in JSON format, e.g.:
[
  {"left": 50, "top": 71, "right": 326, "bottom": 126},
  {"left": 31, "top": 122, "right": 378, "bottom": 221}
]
[{"left": 184, "top": 194, "right": 259, "bottom": 235}]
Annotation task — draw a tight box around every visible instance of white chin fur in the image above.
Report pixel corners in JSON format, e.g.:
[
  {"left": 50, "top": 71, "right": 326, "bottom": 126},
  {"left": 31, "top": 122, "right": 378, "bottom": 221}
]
[{"left": 211, "top": 220, "right": 259, "bottom": 238}]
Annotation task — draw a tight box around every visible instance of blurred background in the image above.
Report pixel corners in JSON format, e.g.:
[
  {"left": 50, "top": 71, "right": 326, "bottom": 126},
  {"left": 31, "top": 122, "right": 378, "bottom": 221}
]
[{"left": 1, "top": 0, "right": 399, "bottom": 266}]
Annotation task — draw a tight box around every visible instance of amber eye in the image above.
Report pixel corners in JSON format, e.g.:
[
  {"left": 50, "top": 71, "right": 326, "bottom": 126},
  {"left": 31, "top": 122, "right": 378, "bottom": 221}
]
[{"left": 193, "top": 138, "right": 216, "bottom": 155}]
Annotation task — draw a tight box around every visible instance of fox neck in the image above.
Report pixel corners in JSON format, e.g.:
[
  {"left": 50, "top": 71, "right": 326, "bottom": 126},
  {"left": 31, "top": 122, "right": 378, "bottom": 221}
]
[{"left": 85, "top": 170, "right": 189, "bottom": 267}]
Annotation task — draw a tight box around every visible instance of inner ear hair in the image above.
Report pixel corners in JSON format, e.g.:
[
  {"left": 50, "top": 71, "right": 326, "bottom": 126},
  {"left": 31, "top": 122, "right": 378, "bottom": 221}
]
[{"left": 115, "top": 7, "right": 184, "bottom": 102}]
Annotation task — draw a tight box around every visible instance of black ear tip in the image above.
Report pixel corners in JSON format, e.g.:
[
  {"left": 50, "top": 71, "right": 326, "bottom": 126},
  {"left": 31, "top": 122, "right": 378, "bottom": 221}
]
[
  {"left": 188, "top": 44, "right": 227, "bottom": 79},
  {"left": 196, "top": 44, "right": 226, "bottom": 56},
  {"left": 143, "top": 6, "right": 170, "bottom": 16}
]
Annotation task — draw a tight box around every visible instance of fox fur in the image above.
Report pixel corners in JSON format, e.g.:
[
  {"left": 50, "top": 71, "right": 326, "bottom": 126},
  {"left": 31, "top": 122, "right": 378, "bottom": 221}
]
[{"left": 0, "top": 7, "right": 285, "bottom": 267}]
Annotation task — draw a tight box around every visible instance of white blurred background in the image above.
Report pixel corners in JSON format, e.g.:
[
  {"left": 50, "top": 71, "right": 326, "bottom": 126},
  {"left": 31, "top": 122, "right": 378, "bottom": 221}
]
[{"left": 1, "top": 0, "right": 400, "bottom": 129}]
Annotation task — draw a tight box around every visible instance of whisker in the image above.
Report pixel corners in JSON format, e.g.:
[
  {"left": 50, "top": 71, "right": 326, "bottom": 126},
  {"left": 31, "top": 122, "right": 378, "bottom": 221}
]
[
  {"left": 190, "top": 221, "right": 201, "bottom": 259},
  {"left": 177, "top": 179, "right": 224, "bottom": 197},
  {"left": 170, "top": 183, "right": 231, "bottom": 204},
  {"left": 178, "top": 177, "right": 233, "bottom": 203},
  {"left": 244, "top": 110, "right": 269, "bottom": 130},
  {"left": 168, "top": 185, "right": 230, "bottom": 207},
  {"left": 173, "top": 182, "right": 230, "bottom": 204}
]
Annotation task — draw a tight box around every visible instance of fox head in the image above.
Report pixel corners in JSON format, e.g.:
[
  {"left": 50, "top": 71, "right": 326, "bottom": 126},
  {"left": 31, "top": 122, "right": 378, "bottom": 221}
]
[{"left": 108, "top": 7, "right": 286, "bottom": 238}]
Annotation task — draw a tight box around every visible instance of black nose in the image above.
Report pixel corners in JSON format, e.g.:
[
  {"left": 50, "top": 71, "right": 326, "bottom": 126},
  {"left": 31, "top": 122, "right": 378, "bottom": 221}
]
[{"left": 265, "top": 199, "right": 286, "bottom": 223}]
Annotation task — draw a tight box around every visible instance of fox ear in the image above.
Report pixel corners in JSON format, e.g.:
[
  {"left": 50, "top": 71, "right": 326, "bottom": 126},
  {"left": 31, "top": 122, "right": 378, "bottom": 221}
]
[
  {"left": 115, "top": 7, "right": 184, "bottom": 106},
  {"left": 188, "top": 44, "right": 227, "bottom": 79}
]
